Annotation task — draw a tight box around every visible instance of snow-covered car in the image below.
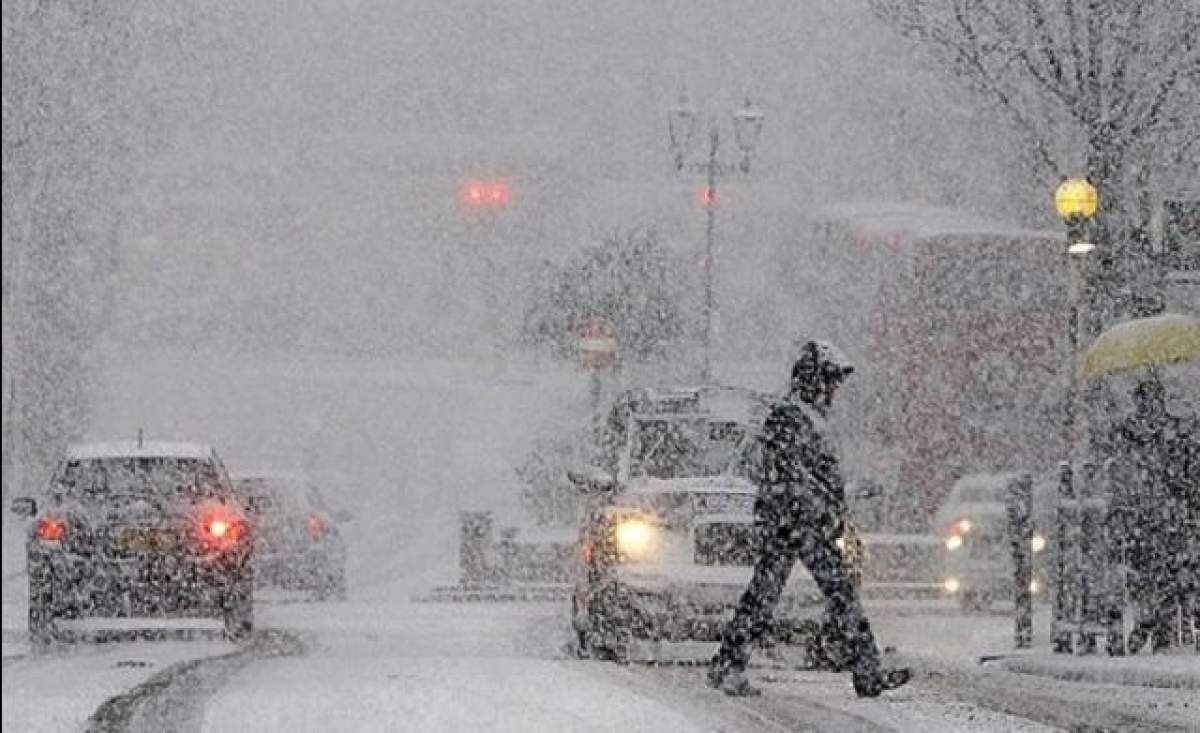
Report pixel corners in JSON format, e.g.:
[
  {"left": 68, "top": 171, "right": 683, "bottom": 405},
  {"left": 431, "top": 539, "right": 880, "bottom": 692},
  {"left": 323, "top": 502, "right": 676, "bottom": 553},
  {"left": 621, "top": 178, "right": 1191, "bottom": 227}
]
[
  {"left": 8, "top": 441, "right": 255, "bottom": 648},
  {"left": 232, "top": 472, "right": 349, "bottom": 600},
  {"left": 569, "top": 386, "right": 841, "bottom": 661},
  {"left": 935, "top": 473, "right": 1052, "bottom": 611}
]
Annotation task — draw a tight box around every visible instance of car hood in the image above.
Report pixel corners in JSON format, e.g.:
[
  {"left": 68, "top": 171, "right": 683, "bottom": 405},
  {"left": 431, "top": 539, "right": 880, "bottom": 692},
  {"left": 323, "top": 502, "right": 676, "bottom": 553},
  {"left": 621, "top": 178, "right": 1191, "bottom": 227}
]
[
  {"left": 618, "top": 562, "right": 815, "bottom": 588},
  {"left": 623, "top": 475, "right": 757, "bottom": 496}
]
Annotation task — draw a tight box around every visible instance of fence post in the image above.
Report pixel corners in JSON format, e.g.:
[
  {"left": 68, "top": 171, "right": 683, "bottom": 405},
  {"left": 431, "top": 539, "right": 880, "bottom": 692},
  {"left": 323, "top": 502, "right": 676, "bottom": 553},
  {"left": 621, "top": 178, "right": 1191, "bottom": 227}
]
[
  {"left": 1052, "top": 461, "right": 1075, "bottom": 653},
  {"left": 1100, "top": 459, "right": 1126, "bottom": 656},
  {"left": 497, "top": 527, "right": 519, "bottom": 584},
  {"left": 459, "top": 510, "right": 494, "bottom": 587},
  {"left": 1078, "top": 461, "right": 1101, "bottom": 653},
  {"left": 1007, "top": 473, "right": 1034, "bottom": 649}
]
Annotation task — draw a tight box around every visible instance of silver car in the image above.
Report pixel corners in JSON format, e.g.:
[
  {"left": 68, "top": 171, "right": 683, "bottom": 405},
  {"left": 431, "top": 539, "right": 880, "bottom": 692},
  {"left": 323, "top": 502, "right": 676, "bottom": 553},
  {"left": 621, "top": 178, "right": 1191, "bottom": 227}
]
[
  {"left": 233, "top": 473, "right": 349, "bottom": 600},
  {"left": 569, "top": 386, "right": 833, "bottom": 661}
]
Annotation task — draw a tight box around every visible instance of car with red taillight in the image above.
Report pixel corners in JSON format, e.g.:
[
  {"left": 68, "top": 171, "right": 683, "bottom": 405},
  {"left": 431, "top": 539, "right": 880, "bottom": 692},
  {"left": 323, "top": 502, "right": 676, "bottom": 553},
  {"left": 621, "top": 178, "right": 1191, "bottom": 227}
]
[
  {"left": 232, "top": 472, "right": 348, "bottom": 600},
  {"left": 8, "top": 441, "right": 255, "bottom": 650}
]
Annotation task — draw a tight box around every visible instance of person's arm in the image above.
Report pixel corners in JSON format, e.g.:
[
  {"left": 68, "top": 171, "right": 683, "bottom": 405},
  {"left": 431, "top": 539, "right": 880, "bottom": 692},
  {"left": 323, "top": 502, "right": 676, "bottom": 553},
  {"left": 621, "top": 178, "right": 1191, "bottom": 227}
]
[{"left": 773, "top": 406, "right": 847, "bottom": 516}]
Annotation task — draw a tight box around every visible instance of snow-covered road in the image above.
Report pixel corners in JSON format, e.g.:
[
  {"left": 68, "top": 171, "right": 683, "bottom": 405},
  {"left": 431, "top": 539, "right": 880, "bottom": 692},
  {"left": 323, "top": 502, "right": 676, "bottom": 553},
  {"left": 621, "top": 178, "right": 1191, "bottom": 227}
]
[
  {"left": 6, "top": 585, "right": 1199, "bottom": 732},
  {"left": 5, "top": 355, "right": 1196, "bottom": 731},
  {"left": 185, "top": 593, "right": 1057, "bottom": 733}
]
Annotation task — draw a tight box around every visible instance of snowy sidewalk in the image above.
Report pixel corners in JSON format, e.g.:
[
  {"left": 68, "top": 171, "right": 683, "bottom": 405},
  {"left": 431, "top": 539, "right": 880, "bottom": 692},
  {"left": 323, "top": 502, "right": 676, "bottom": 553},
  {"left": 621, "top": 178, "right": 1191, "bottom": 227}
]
[
  {"left": 870, "top": 600, "right": 1199, "bottom": 690},
  {"left": 870, "top": 601, "right": 1199, "bottom": 731}
]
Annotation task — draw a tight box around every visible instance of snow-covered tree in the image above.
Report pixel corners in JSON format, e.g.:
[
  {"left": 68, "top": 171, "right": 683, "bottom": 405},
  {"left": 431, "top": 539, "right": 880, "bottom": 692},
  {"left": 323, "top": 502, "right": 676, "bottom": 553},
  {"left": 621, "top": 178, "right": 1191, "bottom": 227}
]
[
  {"left": 2, "top": 0, "right": 138, "bottom": 495},
  {"left": 1, "top": 2, "right": 228, "bottom": 495},
  {"left": 521, "top": 227, "right": 689, "bottom": 365}
]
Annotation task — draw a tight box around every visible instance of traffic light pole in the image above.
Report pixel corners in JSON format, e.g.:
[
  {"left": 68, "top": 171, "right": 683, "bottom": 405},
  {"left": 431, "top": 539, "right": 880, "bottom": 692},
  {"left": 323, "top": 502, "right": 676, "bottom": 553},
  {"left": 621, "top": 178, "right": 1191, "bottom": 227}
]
[
  {"left": 701, "top": 125, "right": 718, "bottom": 384},
  {"left": 1006, "top": 474, "right": 1034, "bottom": 649}
]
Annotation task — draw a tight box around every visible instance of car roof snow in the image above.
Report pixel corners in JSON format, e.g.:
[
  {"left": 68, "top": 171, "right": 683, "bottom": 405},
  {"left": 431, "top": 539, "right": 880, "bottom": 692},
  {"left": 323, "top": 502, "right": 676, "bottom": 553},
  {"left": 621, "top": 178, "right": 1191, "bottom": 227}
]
[{"left": 67, "top": 441, "right": 215, "bottom": 461}]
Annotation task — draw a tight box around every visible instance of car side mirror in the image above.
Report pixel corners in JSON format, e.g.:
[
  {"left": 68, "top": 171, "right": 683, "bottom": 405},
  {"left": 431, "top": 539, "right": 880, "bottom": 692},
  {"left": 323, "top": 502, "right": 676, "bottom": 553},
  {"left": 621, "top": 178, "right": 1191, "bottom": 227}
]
[
  {"left": 854, "top": 481, "right": 883, "bottom": 501},
  {"left": 10, "top": 497, "right": 37, "bottom": 518},
  {"left": 246, "top": 495, "right": 274, "bottom": 514},
  {"left": 567, "top": 466, "right": 617, "bottom": 494}
]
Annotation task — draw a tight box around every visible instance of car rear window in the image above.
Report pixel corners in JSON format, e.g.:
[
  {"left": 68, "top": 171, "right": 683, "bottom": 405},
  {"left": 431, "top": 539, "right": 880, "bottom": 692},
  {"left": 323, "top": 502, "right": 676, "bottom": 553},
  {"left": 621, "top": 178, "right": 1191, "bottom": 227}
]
[{"left": 54, "top": 457, "right": 227, "bottom": 499}]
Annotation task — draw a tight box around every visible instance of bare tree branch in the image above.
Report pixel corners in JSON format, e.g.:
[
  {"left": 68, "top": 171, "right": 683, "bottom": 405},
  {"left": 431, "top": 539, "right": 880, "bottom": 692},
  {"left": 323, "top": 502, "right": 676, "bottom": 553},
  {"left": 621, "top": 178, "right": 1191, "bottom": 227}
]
[{"left": 1059, "top": 0, "right": 1087, "bottom": 99}]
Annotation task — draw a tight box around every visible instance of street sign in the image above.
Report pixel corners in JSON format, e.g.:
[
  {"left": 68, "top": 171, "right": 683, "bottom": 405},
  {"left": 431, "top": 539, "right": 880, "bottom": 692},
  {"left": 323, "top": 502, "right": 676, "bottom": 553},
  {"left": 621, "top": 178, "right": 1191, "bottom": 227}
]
[{"left": 577, "top": 319, "right": 617, "bottom": 369}]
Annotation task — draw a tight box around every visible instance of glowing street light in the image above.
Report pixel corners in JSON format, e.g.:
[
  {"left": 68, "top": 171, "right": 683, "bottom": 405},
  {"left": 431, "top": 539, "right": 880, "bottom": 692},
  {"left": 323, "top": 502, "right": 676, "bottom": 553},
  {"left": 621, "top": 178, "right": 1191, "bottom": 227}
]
[
  {"left": 1053, "top": 178, "right": 1098, "bottom": 519},
  {"left": 1055, "top": 178, "right": 1099, "bottom": 220},
  {"left": 1055, "top": 178, "right": 1099, "bottom": 257}
]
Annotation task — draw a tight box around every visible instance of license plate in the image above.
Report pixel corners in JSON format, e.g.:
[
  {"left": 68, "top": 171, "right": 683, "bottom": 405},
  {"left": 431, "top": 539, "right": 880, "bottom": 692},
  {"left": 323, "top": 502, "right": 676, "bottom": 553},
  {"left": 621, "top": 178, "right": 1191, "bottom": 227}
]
[{"left": 115, "top": 527, "right": 171, "bottom": 553}]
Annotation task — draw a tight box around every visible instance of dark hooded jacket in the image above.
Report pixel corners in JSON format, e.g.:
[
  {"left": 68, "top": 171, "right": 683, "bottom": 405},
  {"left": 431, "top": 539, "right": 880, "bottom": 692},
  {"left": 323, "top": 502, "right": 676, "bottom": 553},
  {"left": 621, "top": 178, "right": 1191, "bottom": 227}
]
[{"left": 751, "top": 345, "right": 852, "bottom": 535}]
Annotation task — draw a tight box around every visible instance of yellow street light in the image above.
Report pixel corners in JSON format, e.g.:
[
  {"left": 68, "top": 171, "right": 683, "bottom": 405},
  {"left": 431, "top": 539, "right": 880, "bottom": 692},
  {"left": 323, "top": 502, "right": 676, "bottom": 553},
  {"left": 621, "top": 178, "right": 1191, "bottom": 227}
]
[{"left": 1055, "top": 178, "right": 1099, "bottom": 220}]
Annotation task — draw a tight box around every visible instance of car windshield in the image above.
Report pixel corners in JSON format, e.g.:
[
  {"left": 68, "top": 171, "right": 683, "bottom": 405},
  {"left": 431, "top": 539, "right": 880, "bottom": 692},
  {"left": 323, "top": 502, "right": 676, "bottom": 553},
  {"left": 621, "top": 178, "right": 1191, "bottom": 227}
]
[
  {"left": 628, "top": 418, "right": 748, "bottom": 479},
  {"left": 54, "top": 458, "right": 225, "bottom": 499}
]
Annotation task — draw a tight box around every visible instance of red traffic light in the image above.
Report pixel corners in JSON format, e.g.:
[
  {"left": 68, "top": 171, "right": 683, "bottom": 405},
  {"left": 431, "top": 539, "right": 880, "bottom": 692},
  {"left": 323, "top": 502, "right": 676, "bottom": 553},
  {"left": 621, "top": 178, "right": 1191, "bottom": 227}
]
[
  {"left": 462, "top": 180, "right": 510, "bottom": 207},
  {"left": 697, "top": 186, "right": 716, "bottom": 208}
]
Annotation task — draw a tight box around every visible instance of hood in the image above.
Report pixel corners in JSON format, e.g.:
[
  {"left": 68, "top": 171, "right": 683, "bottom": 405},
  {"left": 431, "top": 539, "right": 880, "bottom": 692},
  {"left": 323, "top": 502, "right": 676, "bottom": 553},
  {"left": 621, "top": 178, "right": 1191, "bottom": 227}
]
[{"left": 624, "top": 475, "right": 757, "bottom": 497}]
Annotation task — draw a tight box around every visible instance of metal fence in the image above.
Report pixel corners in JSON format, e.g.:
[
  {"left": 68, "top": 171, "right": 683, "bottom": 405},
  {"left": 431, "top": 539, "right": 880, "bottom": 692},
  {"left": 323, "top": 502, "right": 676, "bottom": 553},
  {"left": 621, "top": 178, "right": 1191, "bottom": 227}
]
[{"left": 1045, "top": 460, "right": 1198, "bottom": 654}]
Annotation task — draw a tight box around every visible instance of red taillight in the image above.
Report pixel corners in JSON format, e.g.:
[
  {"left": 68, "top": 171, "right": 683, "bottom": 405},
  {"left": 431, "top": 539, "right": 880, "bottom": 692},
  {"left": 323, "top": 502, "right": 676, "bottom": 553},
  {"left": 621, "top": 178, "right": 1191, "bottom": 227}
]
[
  {"left": 305, "top": 514, "right": 324, "bottom": 539},
  {"left": 198, "top": 508, "right": 244, "bottom": 547},
  {"left": 36, "top": 518, "right": 66, "bottom": 541}
]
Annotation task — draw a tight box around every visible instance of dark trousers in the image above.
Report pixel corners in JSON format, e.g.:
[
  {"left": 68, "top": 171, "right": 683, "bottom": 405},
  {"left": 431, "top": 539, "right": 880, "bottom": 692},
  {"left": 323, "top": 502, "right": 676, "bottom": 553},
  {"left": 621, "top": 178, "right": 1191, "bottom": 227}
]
[{"left": 713, "top": 521, "right": 882, "bottom": 683}]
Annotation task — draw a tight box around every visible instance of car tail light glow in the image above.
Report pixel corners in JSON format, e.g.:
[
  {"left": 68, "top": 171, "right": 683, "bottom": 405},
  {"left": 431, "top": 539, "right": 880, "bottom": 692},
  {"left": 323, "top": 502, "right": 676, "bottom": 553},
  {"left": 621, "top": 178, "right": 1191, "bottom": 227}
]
[
  {"left": 36, "top": 518, "right": 66, "bottom": 541},
  {"left": 306, "top": 514, "right": 324, "bottom": 539},
  {"left": 197, "top": 507, "right": 245, "bottom": 548}
]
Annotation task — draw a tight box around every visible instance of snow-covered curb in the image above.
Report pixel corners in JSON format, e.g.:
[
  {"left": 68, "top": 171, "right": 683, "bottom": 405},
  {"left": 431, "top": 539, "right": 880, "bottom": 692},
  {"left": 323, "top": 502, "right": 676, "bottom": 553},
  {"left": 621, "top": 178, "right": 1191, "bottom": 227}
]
[{"left": 991, "top": 652, "right": 1200, "bottom": 690}]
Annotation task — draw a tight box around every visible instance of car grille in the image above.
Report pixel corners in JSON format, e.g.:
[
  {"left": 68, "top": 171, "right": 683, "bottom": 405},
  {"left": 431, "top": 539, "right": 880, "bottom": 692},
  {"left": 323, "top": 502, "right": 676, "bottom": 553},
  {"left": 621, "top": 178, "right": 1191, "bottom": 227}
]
[{"left": 694, "top": 522, "right": 757, "bottom": 567}]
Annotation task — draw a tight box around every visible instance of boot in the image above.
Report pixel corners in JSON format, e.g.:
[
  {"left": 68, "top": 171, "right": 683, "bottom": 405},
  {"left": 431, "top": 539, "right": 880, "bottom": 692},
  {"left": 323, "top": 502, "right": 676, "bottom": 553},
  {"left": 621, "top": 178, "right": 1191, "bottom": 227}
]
[
  {"left": 853, "top": 668, "right": 911, "bottom": 698},
  {"left": 710, "top": 669, "right": 762, "bottom": 697}
]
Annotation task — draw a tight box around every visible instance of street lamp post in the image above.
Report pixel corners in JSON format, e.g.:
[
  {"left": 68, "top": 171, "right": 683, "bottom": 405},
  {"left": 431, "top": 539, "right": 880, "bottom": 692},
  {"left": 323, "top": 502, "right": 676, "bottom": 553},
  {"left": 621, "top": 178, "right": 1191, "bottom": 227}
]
[
  {"left": 1052, "top": 177, "right": 1098, "bottom": 654},
  {"left": 668, "top": 93, "right": 764, "bottom": 383},
  {"left": 1054, "top": 178, "right": 1099, "bottom": 454}
]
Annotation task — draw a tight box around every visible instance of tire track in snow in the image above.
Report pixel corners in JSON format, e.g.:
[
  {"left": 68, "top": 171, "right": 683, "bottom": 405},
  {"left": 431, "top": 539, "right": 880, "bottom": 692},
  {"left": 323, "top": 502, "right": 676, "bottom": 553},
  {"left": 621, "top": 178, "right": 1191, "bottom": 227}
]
[
  {"left": 522, "top": 609, "right": 892, "bottom": 731},
  {"left": 910, "top": 663, "right": 1196, "bottom": 732},
  {"left": 85, "top": 629, "right": 306, "bottom": 733},
  {"left": 596, "top": 661, "right": 894, "bottom": 732}
]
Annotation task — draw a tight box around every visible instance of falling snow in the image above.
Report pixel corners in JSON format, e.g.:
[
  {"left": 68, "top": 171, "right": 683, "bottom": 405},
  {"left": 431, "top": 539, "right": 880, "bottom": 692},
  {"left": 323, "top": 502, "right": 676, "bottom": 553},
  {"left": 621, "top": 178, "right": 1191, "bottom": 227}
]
[{"left": 3, "top": 1, "right": 1198, "bottom": 731}]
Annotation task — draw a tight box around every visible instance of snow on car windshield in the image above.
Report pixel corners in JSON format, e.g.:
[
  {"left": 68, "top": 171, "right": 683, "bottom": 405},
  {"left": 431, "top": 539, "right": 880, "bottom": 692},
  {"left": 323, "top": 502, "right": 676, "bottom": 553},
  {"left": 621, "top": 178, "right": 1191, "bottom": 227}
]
[{"left": 628, "top": 418, "right": 749, "bottom": 479}]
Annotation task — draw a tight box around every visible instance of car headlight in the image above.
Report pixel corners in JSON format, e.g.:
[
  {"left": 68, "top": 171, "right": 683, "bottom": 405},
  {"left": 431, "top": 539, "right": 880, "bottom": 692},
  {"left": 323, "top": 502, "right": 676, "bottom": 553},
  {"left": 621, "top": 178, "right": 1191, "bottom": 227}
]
[
  {"left": 955, "top": 518, "right": 973, "bottom": 535},
  {"left": 1029, "top": 579, "right": 1040, "bottom": 594},
  {"left": 1030, "top": 535, "right": 1046, "bottom": 553},
  {"left": 945, "top": 534, "right": 963, "bottom": 551},
  {"left": 943, "top": 577, "right": 961, "bottom": 593},
  {"left": 614, "top": 518, "right": 657, "bottom": 561}
]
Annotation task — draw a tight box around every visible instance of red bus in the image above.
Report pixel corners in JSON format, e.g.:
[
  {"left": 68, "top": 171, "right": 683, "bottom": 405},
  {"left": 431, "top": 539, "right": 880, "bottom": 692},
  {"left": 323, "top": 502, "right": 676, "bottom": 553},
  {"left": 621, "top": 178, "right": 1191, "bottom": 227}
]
[{"left": 792, "top": 204, "right": 1070, "bottom": 530}]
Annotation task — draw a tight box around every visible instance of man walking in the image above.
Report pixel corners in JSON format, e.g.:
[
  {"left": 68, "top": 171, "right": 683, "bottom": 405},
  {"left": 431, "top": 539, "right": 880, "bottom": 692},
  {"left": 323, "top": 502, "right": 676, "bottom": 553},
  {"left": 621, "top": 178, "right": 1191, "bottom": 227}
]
[{"left": 708, "top": 340, "right": 910, "bottom": 697}]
